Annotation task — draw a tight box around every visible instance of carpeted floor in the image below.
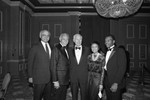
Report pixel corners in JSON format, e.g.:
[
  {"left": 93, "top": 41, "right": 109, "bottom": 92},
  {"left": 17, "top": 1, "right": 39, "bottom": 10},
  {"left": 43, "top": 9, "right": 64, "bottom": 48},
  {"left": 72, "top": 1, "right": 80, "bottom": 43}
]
[{"left": 1, "top": 70, "right": 150, "bottom": 100}]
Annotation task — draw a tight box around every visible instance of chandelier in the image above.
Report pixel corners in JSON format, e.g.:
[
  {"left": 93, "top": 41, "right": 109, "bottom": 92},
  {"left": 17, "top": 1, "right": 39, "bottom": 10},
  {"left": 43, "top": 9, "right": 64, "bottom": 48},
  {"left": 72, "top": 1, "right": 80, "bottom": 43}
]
[{"left": 95, "top": 0, "right": 143, "bottom": 18}]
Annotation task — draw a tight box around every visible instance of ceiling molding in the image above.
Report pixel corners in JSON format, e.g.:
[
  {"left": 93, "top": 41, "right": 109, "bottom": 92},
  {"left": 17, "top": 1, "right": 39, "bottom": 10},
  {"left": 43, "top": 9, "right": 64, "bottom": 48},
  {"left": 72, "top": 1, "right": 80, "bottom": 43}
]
[
  {"left": 1, "top": 0, "right": 11, "bottom": 5},
  {"left": 32, "top": 11, "right": 97, "bottom": 16},
  {"left": 25, "top": 0, "right": 35, "bottom": 8},
  {"left": 2, "top": 0, "right": 33, "bottom": 14},
  {"left": 32, "top": 13, "right": 70, "bottom": 16},
  {"left": 34, "top": 5, "right": 94, "bottom": 9},
  {"left": 5, "top": 0, "right": 150, "bottom": 13},
  {"left": 135, "top": 13, "right": 150, "bottom": 17},
  {"left": 142, "top": 6, "right": 150, "bottom": 8}
]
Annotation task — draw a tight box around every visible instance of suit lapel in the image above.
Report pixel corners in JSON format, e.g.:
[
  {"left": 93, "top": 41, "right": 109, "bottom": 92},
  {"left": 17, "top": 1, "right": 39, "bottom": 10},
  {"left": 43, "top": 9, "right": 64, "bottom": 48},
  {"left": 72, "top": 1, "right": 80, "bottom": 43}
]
[
  {"left": 108, "top": 47, "right": 117, "bottom": 61},
  {"left": 39, "top": 42, "right": 49, "bottom": 58},
  {"left": 79, "top": 46, "right": 84, "bottom": 64},
  {"left": 39, "top": 42, "right": 46, "bottom": 53},
  {"left": 72, "top": 47, "right": 78, "bottom": 64},
  {"left": 57, "top": 43, "right": 68, "bottom": 59},
  {"left": 73, "top": 47, "right": 76, "bottom": 58}
]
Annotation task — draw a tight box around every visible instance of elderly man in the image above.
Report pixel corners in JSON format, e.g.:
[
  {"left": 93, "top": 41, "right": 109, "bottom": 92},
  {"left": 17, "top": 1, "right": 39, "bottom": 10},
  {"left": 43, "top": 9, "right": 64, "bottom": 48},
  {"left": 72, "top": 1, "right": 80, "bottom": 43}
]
[
  {"left": 68, "top": 34, "right": 90, "bottom": 100},
  {"left": 28, "top": 30, "right": 52, "bottom": 100},
  {"left": 51, "top": 33, "right": 70, "bottom": 100}
]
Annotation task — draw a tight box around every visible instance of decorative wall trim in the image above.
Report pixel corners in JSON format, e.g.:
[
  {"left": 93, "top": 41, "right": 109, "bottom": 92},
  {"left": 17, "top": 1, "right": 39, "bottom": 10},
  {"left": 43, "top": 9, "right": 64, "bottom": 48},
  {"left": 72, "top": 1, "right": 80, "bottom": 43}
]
[
  {"left": 7, "top": 59, "right": 27, "bottom": 63},
  {"left": 1, "top": 0, "right": 11, "bottom": 5},
  {"left": 139, "top": 62, "right": 147, "bottom": 69},
  {"left": 29, "top": 16, "right": 31, "bottom": 48},
  {"left": 42, "top": 24, "right": 50, "bottom": 31},
  {"left": 25, "top": 0, "right": 35, "bottom": 8},
  {"left": 18, "top": 64, "right": 22, "bottom": 71},
  {"left": 130, "top": 62, "right": 134, "bottom": 69},
  {"left": 0, "top": 40, "right": 3, "bottom": 62},
  {"left": 127, "top": 24, "right": 134, "bottom": 38},
  {"left": 139, "top": 24, "right": 147, "bottom": 39},
  {"left": 33, "top": 13, "right": 71, "bottom": 16},
  {"left": 32, "top": 12, "right": 97, "bottom": 16},
  {"left": 34, "top": 6, "right": 94, "bottom": 9},
  {"left": 19, "top": 11, "right": 23, "bottom": 56},
  {"left": 2, "top": 0, "right": 33, "bottom": 15},
  {"left": 54, "top": 24, "right": 62, "bottom": 38},
  {"left": 0, "top": 11, "right": 3, "bottom": 32},
  {"left": 0, "top": 66, "right": 2, "bottom": 74},
  {"left": 139, "top": 44, "right": 147, "bottom": 60},
  {"left": 127, "top": 44, "right": 134, "bottom": 59},
  {"left": 25, "top": 63, "right": 27, "bottom": 70},
  {"left": 21, "top": 11, "right": 25, "bottom": 56}
]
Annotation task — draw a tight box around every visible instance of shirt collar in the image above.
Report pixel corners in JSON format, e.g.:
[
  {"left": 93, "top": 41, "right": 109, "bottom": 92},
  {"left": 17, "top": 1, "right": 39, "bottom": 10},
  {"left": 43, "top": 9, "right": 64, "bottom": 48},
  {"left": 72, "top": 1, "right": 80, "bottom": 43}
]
[
  {"left": 75, "top": 45, "right": 82, "bottom": 48},
  {"left": 41, "top": 41, "right": 48, "bottom": 46},
  {"left": 109, "top": 45, "right": 115, "bottom": 49},
  {"left": 60, "top": 42, "right": 66, "bottom": 47}
]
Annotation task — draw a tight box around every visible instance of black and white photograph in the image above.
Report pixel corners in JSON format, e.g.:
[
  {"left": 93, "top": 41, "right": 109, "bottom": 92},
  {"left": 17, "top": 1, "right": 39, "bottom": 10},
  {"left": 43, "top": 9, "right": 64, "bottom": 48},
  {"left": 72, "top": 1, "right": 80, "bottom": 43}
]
[{"left": 0, "top": 0, "right": 150, "bottom": 100}]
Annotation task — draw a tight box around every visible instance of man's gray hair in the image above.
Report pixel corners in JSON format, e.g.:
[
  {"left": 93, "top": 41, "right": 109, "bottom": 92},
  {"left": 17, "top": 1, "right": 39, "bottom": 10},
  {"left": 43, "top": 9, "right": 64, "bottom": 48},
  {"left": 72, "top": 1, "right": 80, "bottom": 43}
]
[
  {"left": 59, "top": 33, "right": 69, "bottom": 41},
  {"left": 73, "top": 33, "right": 82, "bottom": 40},
  {"left": 39, "top": 30, "right": 51, "bottom": 38}
]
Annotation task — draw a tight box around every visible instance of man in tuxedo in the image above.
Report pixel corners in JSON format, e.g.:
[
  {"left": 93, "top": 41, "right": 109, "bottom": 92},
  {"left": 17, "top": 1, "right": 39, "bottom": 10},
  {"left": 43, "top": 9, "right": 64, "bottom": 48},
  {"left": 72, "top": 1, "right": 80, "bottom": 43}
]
[
  {"left": 68, "top": 34, "right": 90, "bottom": 100},
  {"left": 51, "top": 33, "right": 70, "bottom": 100},
  {"left": 28, "top": 30, "right": 52, "bottom": 100},
  {"left": 104, "top": 34, "right": 127, "bottom": 100}
]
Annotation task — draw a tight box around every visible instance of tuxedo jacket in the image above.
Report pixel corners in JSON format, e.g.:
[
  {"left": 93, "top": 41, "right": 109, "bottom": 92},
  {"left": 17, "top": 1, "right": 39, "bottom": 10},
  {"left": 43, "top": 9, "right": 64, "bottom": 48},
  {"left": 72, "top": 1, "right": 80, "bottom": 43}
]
[
  {"left": 51, "top": 43, "right": 70, "bottom": 85},
  {"left": 28, "top": 42, "right": 51, "bottom": 84},
  {"left": 106, "top": 46, "right": 127, "bottom": 88},
  {"left": 68, "top": 46, "right": 90, "bottom": 83}
]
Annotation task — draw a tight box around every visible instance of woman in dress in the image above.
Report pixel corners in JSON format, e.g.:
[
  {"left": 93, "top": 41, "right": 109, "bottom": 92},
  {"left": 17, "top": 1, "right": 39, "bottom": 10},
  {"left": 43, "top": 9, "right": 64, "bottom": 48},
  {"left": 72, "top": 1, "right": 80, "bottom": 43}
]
[{"left": 87, "top": 41, "right": 105, "bottom": 100}]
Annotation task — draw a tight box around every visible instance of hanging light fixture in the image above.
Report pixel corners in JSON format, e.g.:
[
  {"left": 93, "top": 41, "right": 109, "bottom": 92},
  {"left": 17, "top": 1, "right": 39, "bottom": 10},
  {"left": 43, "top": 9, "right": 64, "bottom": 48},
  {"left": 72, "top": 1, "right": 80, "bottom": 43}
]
[{"left": 95, "top": 0, "right": 143, "bottom": 18}]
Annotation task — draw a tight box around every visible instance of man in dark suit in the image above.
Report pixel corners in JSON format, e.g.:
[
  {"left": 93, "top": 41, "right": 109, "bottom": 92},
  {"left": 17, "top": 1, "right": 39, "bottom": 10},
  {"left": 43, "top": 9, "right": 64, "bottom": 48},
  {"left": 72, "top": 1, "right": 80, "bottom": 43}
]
[
  {"left": 68, "top": 34, "right": 90, "bottom": 100},
  {"left": 51, "top": 33, "right": 70, "bottom": 100},
  {"left": 28, "top": 30, "right": 52, "bottom": 100},
  {"left": 104, "top": 34, "right": 127, "bottom": 100}
]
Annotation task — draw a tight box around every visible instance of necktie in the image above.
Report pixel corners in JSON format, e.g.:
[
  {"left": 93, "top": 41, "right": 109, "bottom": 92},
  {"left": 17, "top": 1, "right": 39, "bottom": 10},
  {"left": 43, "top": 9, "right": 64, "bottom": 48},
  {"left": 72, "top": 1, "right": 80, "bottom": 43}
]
[
  {"left": 45, "top": 44, "right": 49, "bottom": 56},
  {"left": 62, "top": 46, "right": 66, "bottom": 49},
  {"left": 62, "top": 46, "right": 69, "bottom": 59}
]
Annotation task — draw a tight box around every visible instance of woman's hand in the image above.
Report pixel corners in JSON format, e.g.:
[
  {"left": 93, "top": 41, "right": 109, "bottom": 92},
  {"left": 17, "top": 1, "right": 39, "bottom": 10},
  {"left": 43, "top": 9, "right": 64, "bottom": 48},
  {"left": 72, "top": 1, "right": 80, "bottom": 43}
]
[{"left": 99, "top": 85, "right": 103, "bottom": 91}]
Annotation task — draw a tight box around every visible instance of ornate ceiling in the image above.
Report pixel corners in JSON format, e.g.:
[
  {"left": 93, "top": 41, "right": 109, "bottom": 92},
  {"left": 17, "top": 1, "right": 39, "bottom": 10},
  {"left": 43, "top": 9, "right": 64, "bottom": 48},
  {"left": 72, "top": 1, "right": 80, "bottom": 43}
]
[
  {"left": 37, "top": 0, "right": 95, "bottom": 3},
  {"left": 9, "top": 0, "right": 150, "bottom": 13}
]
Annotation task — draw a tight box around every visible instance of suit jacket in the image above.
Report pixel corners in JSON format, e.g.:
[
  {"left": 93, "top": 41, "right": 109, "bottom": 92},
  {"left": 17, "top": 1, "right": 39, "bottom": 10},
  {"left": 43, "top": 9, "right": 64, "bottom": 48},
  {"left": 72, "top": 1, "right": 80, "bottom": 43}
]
[
  {"left": 28, "top": 42, "right": 51, "bottom": 84},
  {"left": 51, "top": 43, "right": 70, "bottom": 85},
  {"left": 106, "top": 46, "right": 127, "bottom": 88},
  {"left": 68, "top": 46, "right": 90, "bottom": 83}
]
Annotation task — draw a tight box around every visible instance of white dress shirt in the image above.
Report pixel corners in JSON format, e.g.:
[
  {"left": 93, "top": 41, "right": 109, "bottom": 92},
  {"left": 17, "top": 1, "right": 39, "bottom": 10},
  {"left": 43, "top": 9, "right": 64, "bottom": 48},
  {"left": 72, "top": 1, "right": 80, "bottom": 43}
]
[
  {"left": 104, "top": 45, "right": 115, "bottom": 70},
  {"left": 75, "top": 46, "right": 82, "bottom": 64},
  {"left": 41, "top": 41, "right": 51, "bottom": 58}
]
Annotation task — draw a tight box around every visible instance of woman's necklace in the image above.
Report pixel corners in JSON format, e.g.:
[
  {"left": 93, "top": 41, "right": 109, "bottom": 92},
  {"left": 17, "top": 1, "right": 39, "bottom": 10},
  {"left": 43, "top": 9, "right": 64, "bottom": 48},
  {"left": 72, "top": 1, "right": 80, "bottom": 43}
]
[{"left": 92, "top": 53, "right": 100, "bottom": 61}]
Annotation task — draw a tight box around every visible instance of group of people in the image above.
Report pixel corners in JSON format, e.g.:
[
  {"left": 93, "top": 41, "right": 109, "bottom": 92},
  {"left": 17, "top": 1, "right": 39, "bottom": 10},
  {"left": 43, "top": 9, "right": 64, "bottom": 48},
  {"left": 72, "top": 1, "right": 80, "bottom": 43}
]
[{"left": 28, "top": 30, "right": 127, "bottom": 100}]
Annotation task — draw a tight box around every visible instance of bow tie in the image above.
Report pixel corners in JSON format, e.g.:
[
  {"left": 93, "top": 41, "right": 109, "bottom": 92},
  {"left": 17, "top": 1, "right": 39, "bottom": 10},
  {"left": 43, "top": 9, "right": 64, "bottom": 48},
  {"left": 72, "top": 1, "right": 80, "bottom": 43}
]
[
  {"left": 62, "top": 46, "right": 67, "bottom": 49},
  {"left": 108, "top": 48, "right": 113, "bottom": 51},
  {"left": 75, "top": 47, "right": 81, "bottom": 50}
]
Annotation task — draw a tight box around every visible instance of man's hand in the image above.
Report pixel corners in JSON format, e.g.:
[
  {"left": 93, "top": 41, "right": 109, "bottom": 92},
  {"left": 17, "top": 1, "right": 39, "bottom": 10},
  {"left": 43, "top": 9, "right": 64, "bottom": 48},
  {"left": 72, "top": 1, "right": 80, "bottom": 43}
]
[
  {"left": 53, "top": 81, "right": 60, "bottom": 89},
  {"left": 110, "top": 83, "right": 118, "bottom": 92},
  {"left": 28, "top": 78, "right": 33, "bottom": 83}
]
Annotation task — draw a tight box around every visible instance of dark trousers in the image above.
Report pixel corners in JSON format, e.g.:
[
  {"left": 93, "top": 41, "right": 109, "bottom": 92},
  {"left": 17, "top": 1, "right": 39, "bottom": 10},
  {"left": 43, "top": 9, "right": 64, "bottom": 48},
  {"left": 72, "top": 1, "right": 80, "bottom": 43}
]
[
  {"left": 53, "top": 85, "right": 68, "bottom": 100},
  {"left": 33, "top": 82, "right": 52, "bottom": 100},
  {"left": 104, "top": 71, "right": 122, "bottom": 100},
  {"left": 71, "top": 81, "right": 87, "bottom": 100}
]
